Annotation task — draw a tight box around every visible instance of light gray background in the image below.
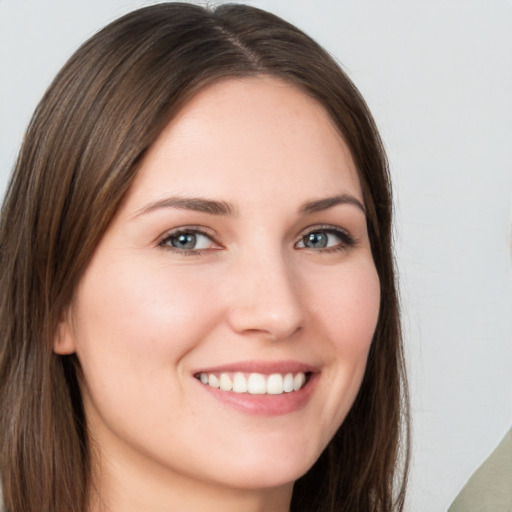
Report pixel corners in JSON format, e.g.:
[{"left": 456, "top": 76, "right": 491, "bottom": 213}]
[{"left": 1, "top": 1, "right": 511, "bottom": 511}]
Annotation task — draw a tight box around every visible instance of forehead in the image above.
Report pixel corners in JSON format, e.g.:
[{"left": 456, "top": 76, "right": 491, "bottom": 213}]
[{"left": 127, "top": 76, "right": 362, "bottom": 210}]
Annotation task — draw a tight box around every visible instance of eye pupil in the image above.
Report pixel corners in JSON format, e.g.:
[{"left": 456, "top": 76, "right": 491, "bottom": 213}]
[
  {"left": 304, "top": 232, "right": 328, "bottom": 248},
  {"left": 171, "top": 233, "right": 196, "bottom": 249}
]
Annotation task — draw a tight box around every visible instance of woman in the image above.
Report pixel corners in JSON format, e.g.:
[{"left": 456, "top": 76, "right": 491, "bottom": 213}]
[{"left": 0, "top": 3, "right": 409, "bottom": 512}]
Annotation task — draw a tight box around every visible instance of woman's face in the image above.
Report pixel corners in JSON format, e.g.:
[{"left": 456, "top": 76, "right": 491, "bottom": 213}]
[{"left": 56, "top": 77, "right": 380, "bottom": 494}]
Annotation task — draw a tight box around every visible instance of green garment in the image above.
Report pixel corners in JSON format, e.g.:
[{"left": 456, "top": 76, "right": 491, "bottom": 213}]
[{"left": 448, "top": 428, "right": 512, "bottom": 512}]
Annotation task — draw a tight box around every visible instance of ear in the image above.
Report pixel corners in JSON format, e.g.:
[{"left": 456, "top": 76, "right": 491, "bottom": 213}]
[{"left": 53, "top": 311, "right": 77, "bottom": 355}]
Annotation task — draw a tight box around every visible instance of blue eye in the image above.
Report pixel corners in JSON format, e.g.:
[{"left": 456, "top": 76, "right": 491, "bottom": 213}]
[
  {"left": 296, "top": 228, "right": 353, "bottom": 251},
  {"left": 160, "top": 230, "right": 216, "bottom": 252},
  {"left": 301, "top": 232, "right": 330, "bottom": 249}
]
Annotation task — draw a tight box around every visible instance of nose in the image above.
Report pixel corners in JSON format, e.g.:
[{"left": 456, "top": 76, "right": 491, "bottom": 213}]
[{"left": 226, "top": 250, "right": 305, "bottom": 341}]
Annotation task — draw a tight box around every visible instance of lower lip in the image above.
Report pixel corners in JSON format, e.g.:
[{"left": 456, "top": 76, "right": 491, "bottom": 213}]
[{"left": 196, "top": 374, "right": 318, "bottom": 416}]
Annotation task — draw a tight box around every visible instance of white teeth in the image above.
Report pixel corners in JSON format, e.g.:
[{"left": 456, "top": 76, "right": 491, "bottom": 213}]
[
  {"left": 283, "top": 373, "right": 294, "bottom": 392},
  {"left": 247, "top": 373, "right": 267, "bottom": 394},
  {"left": 232, "top": 372, "right": 247, "bottom": 393},
  {"left": 208, "top": 374, "right": 220, "bottom": 388},
  {"left": 219, "top": 373, "right": 233, "bottom": 391},
  {"left": 267, "top": 373, "right": 283, "bottom": 394},
  {"left": 293, "top": 372, "right": 306, "bottom": 391},
  {"left": 197, "top": 371, "right": 307, "bottom": 395}
]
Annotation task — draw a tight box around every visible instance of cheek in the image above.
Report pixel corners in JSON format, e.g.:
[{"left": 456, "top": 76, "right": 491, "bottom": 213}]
[
  {"left": 80, "top": 258, "right": 213, "bottom": 341},
  {"left": 70, "top": 257, "right": 226, "bottom": 390},
  {"left": 69, "top": 257, "right": 230, "bottom": 448},
  {"left": 311, "top": 259, "right": 381, "bottom": 355},
  {"left": 294, "top": 258, "right": 380, "bottom": 452}
]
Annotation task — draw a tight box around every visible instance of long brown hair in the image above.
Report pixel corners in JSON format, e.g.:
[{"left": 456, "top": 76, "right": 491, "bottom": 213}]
[{"left": 0, "top": 3, "right": 409, "bottom": 511}]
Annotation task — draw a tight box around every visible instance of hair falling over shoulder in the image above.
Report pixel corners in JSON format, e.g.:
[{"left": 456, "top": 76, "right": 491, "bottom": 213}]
[{"left": 0, "top": 3, "right": 409, "bottom": 511}]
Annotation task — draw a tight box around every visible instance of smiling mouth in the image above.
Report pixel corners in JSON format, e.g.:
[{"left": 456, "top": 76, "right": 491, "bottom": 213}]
[{"left": 194, "top": 371, "right": 311, "bottom": 395}]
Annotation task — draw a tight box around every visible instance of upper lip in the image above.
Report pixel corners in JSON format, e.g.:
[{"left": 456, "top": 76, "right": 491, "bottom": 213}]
[{"left": 193, "top": 360, "right": 318, "bottom": 375}]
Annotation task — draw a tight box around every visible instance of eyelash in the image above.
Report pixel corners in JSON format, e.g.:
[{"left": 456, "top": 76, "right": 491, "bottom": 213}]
[
  {"left": 297, "top": 225, "right": 356, "bottom": 253},
  {"left": 157, "top": 225, "right": 356, "bottom": 255},
  {"left": 158, "top": 226, "right": 219, "bottom": 256}
]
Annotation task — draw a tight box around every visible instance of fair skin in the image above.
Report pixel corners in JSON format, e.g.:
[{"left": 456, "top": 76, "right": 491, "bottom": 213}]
[{"left": 55, "top": 76, "right": 380, "bottom": 512}]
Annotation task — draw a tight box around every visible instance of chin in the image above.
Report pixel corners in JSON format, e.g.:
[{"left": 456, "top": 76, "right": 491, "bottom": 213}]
[{"left": 202, "top": 442, "right": 320, "bottom": 491}]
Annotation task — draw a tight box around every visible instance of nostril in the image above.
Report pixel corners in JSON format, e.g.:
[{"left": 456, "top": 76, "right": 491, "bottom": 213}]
[{"left": 227, "top": 305, "right": 304, "bottom": 341}]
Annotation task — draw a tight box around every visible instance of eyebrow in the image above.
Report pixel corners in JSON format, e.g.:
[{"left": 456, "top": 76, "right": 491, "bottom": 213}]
[
  {"left": 136, "top": 196, "right": 238, "bottom": 217},
  {"left": 298, "top": 194, "right": 366, "bottom": 215}
]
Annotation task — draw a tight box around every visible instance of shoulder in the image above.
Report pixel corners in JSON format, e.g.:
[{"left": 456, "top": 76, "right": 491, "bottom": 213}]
[{"left": 448, "top": 428, "right": 512, "bottom": 512}]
